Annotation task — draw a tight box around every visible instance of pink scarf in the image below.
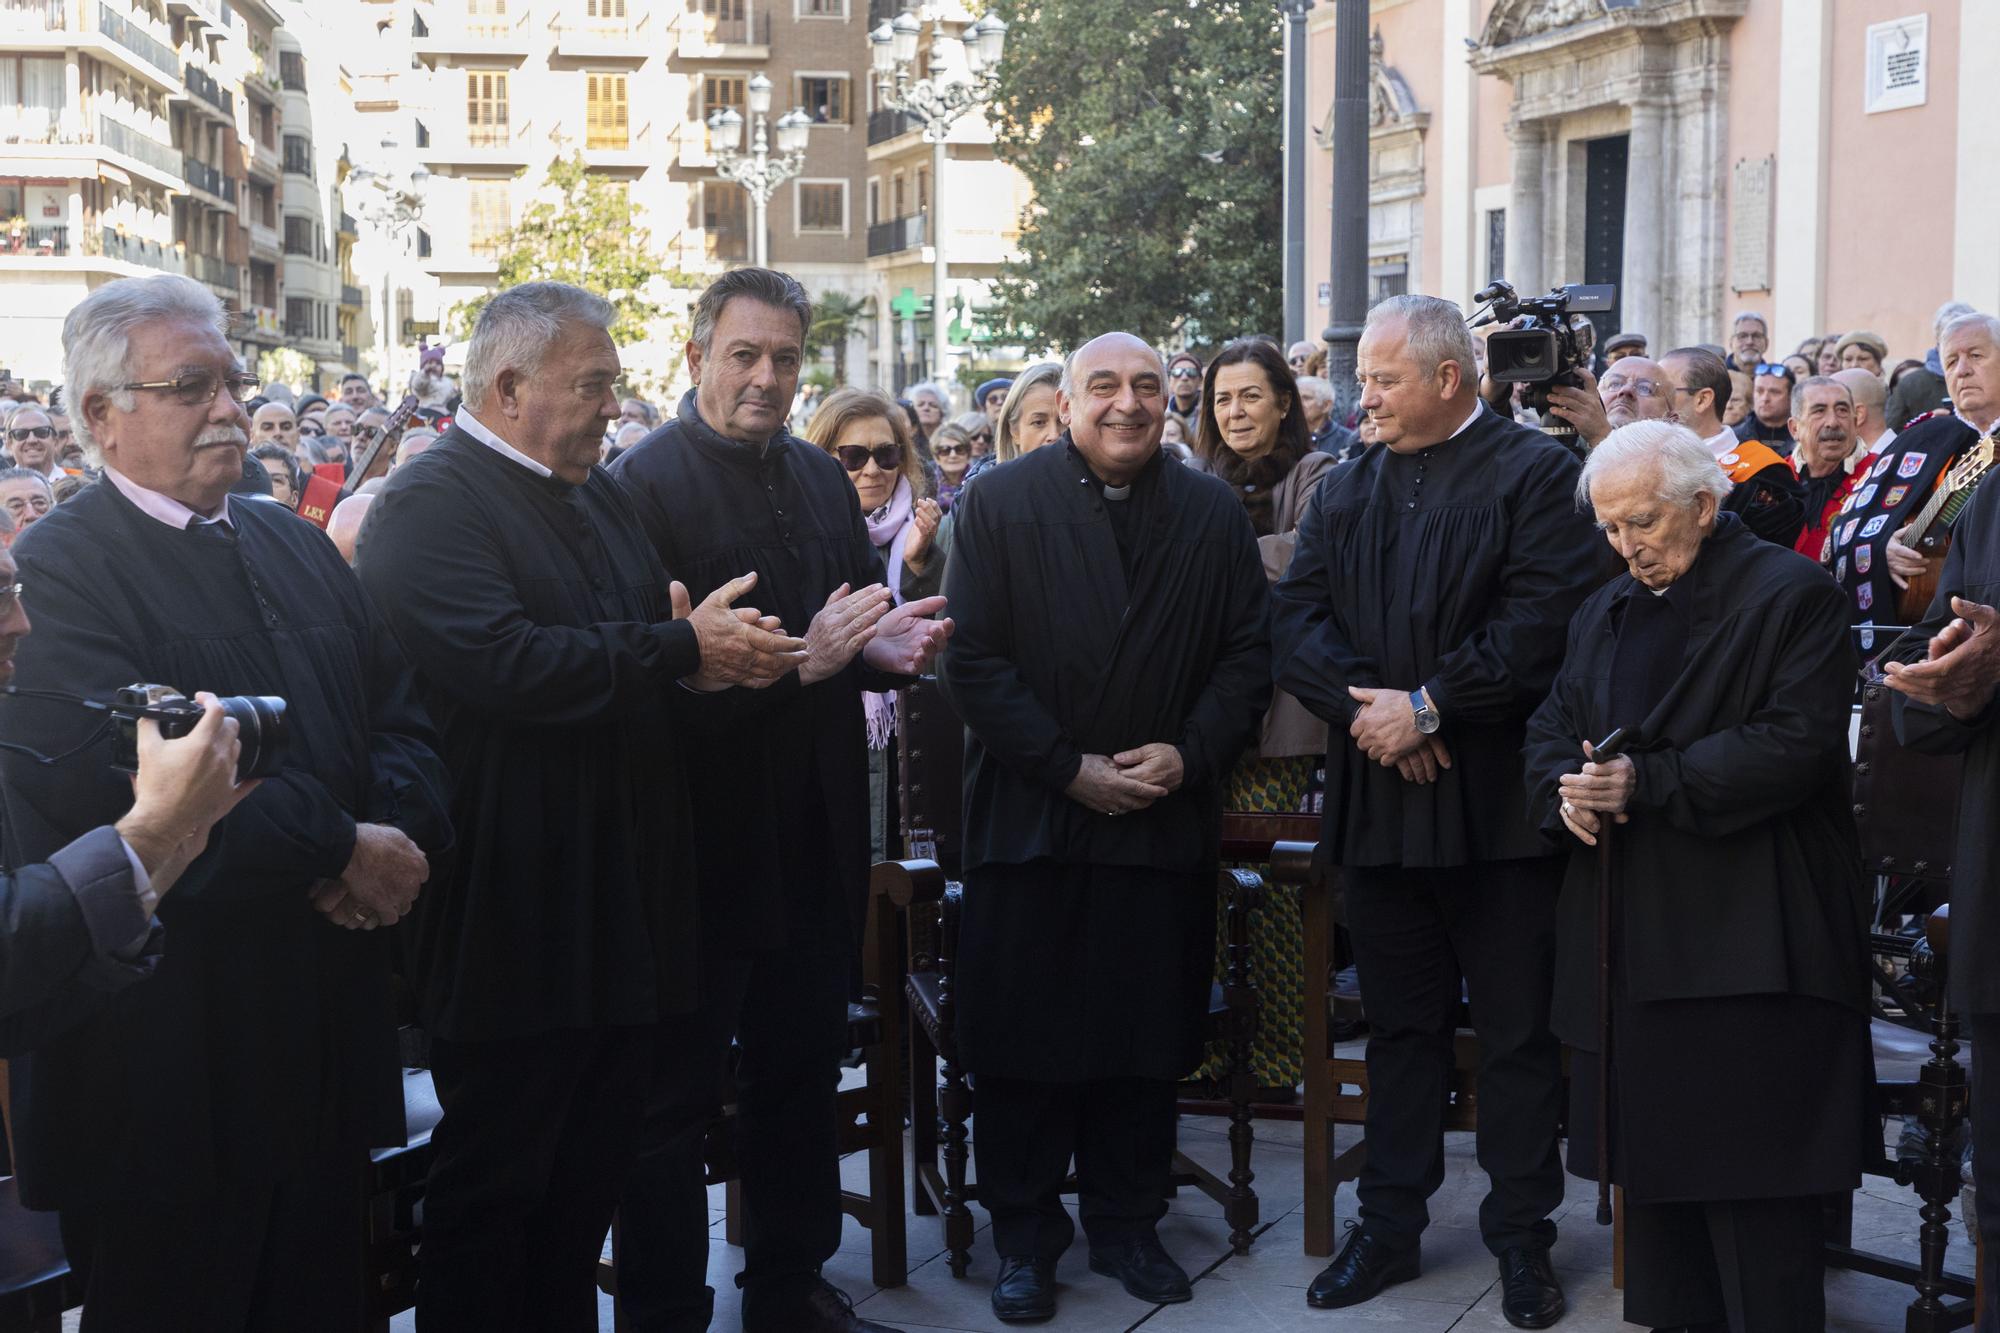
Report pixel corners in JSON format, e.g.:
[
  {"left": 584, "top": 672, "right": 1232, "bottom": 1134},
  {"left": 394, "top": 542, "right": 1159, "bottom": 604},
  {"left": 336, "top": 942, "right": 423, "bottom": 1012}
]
[{"left": 862, "top": 477, "right": 915, "bottom": 750}]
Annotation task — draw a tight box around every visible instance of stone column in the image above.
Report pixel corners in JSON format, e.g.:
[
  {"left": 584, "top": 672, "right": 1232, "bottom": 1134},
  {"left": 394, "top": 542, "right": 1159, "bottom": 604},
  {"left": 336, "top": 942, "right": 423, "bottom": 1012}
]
[
  {"left": 1621, "top": 98, "right": 1666, "bottom": 348},
  {"left": 1503, "top": 119, "right": 1546, "bottom": 296}
]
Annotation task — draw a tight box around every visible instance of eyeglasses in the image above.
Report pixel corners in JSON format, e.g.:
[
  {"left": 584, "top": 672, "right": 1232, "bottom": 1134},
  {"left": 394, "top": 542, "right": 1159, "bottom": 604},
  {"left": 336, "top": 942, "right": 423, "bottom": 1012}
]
[
  {"left": 1169, "top": 367, "right": 1201, "bottom": 380},
  {"left": 932, "top": 443, "right": 970, "bottom": 458},
  {"left": 969, "top": 431, "right": 992, "bottom": 445},
  {"left": 119, "top": 371, "right": 262, "bottom": 407},
  {"left": 0, "top": 582, "right": 22, "bottom": 615},
  {"left": 8, "top": 426, "right": 51, "bottom": 441},
  {"left": 835, "top": 443, "right": 904, "bottom": 473},
  {"left": 1605, "top": 379, "right": 1665, "bottom": 398}
]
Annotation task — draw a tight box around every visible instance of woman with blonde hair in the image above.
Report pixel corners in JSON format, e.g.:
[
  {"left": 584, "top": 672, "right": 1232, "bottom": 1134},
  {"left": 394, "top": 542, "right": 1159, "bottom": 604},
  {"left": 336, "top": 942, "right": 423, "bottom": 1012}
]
[
  {"left": 989, "top": 362, "right": 1063, "bottom": 465},
  {"left": 801, "top": 387, "right": 941, "bottom": 603}
]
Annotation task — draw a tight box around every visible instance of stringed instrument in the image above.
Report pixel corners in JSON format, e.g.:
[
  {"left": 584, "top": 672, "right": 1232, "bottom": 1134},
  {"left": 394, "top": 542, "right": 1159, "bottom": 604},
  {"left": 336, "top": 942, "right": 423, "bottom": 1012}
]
[
  {"left": 1897, "top": 432, "right": 1999, "bottom": 619},
  {"left": 295, "top": 393, "right": 419, "bottom": 529}
]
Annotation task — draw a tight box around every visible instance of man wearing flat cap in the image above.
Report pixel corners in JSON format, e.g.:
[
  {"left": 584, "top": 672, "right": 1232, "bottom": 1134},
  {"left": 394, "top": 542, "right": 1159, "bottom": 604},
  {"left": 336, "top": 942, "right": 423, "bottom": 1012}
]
[{"left": 1602, "top": 333, "right": 1647, "bottom": 365}]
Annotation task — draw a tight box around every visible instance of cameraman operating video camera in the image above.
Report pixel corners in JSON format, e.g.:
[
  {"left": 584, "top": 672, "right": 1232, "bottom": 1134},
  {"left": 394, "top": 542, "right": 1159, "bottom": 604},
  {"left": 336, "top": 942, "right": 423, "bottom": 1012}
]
[{"left": 0, "top": 519, "right": 255, "bottom": 1053}]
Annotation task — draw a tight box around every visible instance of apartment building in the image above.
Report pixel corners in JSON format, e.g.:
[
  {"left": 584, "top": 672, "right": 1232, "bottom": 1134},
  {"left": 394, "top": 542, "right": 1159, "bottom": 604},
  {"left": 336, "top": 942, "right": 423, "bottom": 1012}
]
[
  {"left": 273, "top": 13, "right": 356, "bottom": 387},
  {"left": 404, "top": 0, "right": 874, "bottom": 390}
]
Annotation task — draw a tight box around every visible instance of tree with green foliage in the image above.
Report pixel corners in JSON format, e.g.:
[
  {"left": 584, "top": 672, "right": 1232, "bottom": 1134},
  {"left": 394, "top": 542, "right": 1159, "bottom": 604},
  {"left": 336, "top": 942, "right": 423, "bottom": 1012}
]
[
  {"left": 450, "top": 154, "right": 698, "bottom": 359},
  {"left": 807, "top": 290, "right": 871, "bottom": 387},
  {"left": 987, "top": 0, "right": 1284, "bottom": 351}
]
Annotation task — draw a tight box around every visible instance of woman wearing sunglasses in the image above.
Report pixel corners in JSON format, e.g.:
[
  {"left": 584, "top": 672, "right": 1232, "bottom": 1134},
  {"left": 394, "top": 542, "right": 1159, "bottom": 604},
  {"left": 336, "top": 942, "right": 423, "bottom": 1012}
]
[
  {"left": 803, "top": 387, "right": 943, "bottom": 605},
  {"left": 931, "top": 420, "right": 977, "bottom": 510}
]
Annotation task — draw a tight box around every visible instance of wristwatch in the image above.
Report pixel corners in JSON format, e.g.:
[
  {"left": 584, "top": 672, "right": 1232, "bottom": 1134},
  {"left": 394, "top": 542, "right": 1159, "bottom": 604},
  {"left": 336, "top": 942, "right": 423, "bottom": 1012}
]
[{"left": 1410, "top": 689, "right": 1441, "bottom": 735}]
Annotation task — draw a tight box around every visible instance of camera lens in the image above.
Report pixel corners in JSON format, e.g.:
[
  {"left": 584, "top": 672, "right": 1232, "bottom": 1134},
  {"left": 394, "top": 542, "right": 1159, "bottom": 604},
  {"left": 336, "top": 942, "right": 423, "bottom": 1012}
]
[{"left": 220, "top": 695, "right": 288, "bottom": 781}]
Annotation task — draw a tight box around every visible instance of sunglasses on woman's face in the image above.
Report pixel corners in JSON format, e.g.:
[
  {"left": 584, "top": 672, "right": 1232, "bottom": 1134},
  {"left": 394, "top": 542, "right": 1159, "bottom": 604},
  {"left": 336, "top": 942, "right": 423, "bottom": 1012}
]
[
  {"left": 835, "top": 443, "right": 903, "bottom": 473},
  {"left": 933, "top": 443, "right": 969, "bottom": 458}
]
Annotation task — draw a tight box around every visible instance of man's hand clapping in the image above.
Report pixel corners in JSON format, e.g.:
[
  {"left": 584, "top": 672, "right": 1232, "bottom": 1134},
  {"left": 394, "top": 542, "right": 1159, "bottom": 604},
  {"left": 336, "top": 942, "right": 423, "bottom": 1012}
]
[
  {"left": 800, "top": 583, "right": 894, "bottom": 685},
  {"left": 674, "top": 572, "right": 809, "bottom": 691},
  {"left": 860, "top": 596, "right": 953, "bottom": 677}
]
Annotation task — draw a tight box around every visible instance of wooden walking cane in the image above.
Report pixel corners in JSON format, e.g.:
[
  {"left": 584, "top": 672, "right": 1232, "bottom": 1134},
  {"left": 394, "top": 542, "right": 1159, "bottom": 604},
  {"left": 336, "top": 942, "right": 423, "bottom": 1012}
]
[{"left": 1589, "top": 726, "right": 1630, "bottom": 1228}]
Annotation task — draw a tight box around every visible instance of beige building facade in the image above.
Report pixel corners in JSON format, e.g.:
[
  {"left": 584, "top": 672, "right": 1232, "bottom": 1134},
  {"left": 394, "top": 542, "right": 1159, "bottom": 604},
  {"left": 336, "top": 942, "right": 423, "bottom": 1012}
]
[{"left": 1307, "top": 0, "right": 2000, "bottom": 363}]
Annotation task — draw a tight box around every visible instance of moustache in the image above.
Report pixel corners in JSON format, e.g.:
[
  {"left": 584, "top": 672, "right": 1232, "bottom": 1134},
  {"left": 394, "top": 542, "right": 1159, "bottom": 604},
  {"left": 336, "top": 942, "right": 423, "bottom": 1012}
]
[{"left": 196, "top": 427, "right": 249, "bottom": 449}]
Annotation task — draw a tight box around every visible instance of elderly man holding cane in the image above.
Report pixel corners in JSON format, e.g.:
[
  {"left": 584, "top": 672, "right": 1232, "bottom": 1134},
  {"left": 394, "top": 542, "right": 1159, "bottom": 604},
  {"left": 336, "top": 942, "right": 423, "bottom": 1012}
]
[{"left": 1524, "top": 420, "right": 1870, "bottom": 1332}]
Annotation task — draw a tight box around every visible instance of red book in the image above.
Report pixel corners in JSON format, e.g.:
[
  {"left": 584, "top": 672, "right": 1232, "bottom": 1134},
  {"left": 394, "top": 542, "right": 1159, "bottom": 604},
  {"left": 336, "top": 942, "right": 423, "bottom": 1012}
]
[{"left": 295, "top": 463, "right": 347, "bottom": 529}]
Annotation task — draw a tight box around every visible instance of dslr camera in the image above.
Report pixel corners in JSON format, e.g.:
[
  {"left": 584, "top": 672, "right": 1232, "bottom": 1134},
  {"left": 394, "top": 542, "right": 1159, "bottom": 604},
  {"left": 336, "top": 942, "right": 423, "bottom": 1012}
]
[
  {"left": 109, "top": 684, "right": 288, "bottom": 783},
  {"left": 1473, "top": 280, "right": 1617, "bottom": 430}
]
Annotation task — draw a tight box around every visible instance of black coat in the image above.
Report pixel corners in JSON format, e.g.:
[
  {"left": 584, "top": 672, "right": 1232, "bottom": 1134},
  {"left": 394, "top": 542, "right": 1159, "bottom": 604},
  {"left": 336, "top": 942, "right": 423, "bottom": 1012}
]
[
  {"left": 1828, "top": 412, "right": 1980, "bottom": 626},
  {"left": 0, "top": 482, "right": 451, "bottom": 1211},
  {"left": 1522, "top": 514, "right": 1870, "bottom": 1044},
  {"left": 1271, "top": 404, "right": 1604, "bottom": 869},
  {"left": 939, "top": 439, "right": 1272, "bottom": 876},
  {"left": 1895, "top": 463, "right": 2000, "bottom": 1014},
  {"left": 1722, "top": 457, "right": 1808, "bottom": 549},
  {"left": 608, "top": 394, "right": 907, "bottom": 950},
  {"left": 356, "top": 427, "right": 702, "bottom": 1041}
]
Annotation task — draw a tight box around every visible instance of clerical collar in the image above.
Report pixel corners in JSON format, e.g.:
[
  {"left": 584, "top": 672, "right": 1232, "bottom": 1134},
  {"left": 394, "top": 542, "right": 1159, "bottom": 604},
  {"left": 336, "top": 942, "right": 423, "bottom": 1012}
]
[
  {"left": 455, "top": 406, "right": 553, "bottom": 479},
  {"left": 1103, "top": 481, "right": 1133, "bottom": 501},
  {"left": 101, "top": 464, "right": 233, "bottom": 531}
]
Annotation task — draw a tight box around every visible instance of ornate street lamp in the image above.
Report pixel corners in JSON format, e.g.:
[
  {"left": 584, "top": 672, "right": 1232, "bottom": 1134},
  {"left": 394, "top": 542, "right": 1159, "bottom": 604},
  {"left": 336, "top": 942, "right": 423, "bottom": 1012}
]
[
  {"left": 708, "top": 71, "right": 811, "bottom": 268},
  {"left": 348, "top": 139, "right": 428, "bottom": 401},
  {"left": 869, "top": 8, "right": 1007, "bottom": 386}
]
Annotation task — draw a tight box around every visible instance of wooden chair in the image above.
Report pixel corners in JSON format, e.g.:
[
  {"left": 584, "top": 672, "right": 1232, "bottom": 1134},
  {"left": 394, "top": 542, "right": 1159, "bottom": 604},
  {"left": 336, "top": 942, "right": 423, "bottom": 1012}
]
[
  {"left": 884, "top": 857, "right": 1265, "bottom": 1278},
  {"left": 363, "top": 1066, "right": 444, "bottom": 1331}
]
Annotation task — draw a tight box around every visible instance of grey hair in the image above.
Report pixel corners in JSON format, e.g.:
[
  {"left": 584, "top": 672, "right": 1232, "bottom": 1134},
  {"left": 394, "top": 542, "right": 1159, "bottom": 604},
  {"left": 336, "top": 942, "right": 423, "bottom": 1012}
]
[
  {"left": 1790, "top": 374, "right": 1851, "bottom": 421},
  {"left": 1941, "top": 312, "right": 2000, "bottom": 354},
  {"left": 908, "top": 381, "right": 951, "bottom": 409},
  {"left": 952, "top": 411, "right": 989, "bottom": 436},
  {"left": 462, "top": 282, "right": 615, "bottom": 410},
  {"left": 61, "top": 274, "right": 228, "bottom": 460},
  {"left": 0, "top": 466, "right": 53, "bottom": 495},
  {"left": 1295, "top": 374, "right": 1334, "bottom": 406},
  {"left": 1057, "top": 337, "right": 1166, "bottom": 396},
  {"left": 1732, "top": 311, "right": 1769, "bottom": 332},
  {"left": 1576, "top": 420, "right": 1732, "bottom": 513},
  {"left": 1935, "top": 301, "right": 1978, "bottom": 341},
  {"left": 1365, "top": 294, "right": 1478, "bottom": 385},
  {"left": 688, "top": 267, "right": 811, "bottom": 356}
]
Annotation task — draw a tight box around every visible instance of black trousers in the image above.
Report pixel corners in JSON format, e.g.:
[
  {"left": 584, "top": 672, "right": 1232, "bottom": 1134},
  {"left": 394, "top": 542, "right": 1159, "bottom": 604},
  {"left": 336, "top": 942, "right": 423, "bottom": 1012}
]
[
  {"left": 1621, "top": 1195, "right": 1825, "bottom": 1331},
  {"left": 1971, "top": 1014, "right": 2000, "bottom": 1333},
  {"left": 972, "top": 1075, "right": 1177, "bottom": 1263},
  {"left": 417, "top": 1026, "right": 652, "bottom": 1333},
  {"left": 615, "top": 932, "right": 850, "bottom": 1332},
  {"left": 60, "top": 1153, "right": 365, "bottom": 1333},
  {"left": 1342, "top": 857, "right": 1566, "bottom": 1255}
]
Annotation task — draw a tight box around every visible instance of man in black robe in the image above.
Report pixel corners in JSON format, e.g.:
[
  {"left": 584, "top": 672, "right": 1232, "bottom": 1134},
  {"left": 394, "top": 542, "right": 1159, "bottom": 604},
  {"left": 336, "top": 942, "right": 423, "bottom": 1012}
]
[
  {"left": 1883, "top": 312, "right": 2000, "bottom": 1332},
  {"left": 1271, "top": 294, "right": 1602, "bottom": 1325},
  {"left": 356, "top": 281, "right": 808, "bottom": 1332},
  {"left": 941, "top": 332, "right": 1271, "bottom": 1323},
  {"left": 608, "top": 268, "right": 949, "bottom": 1333},
  {"left": 0, "top": 273, "right": 452, "bottom": 1332},
  {"left": 1526, "top": 421, "right": 1869, "bottom": 1332}
]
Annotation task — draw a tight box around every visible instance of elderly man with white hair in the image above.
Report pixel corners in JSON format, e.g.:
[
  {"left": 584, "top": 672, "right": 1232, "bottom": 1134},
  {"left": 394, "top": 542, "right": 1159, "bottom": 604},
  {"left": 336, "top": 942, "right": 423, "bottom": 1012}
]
[
  {"left": 0, "top": 274, "right": 453, "bottom": 1332},
  {"left": 1296, "top": 374, "right": 1358, "bottom": 460},
  {"left": 1525, "top": 420, "right": 1868, "bottom": 1333},
  {"left": 355, "top": 280, "right": 808, "bottom": 1331}
]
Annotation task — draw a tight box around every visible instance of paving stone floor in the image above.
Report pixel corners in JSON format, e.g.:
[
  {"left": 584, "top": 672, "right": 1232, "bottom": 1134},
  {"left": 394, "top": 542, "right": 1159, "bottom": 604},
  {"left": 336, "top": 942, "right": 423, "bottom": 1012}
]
[{"left": 368, "top": 1070, "right": 1975, "bottom": 1333}]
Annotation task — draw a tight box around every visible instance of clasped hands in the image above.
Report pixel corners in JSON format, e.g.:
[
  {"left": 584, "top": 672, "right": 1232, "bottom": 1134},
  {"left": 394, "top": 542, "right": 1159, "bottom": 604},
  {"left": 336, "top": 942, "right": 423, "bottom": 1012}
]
[
  {"left": 312, "top": 822, "right": 429, "bottom": 931},
  {"left": 1882, "top": 596, "right": 2000, "bottom": 719},
  {"left": 1065, "top": 745, "right": 1184, "bottom": 817},
  {"left": 1347, "top": 686, "right": 1452, "bottom": 785},
  {"left": 1556, "top": 740, "right": 1635, "bottom": 847}
]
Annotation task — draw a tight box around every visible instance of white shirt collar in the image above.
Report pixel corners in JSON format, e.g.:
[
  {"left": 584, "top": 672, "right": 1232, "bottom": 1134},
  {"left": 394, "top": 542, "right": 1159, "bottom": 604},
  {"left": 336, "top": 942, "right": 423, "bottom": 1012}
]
[
  {"left": 455, "top": 406, "right": 552, "bottom": 478},
  {"left": 101, "top": 465, "right": 233, "bottom": 531},
  {"left": 1862, "top": 426, "right": 1896, "bottom": 460},
  {"left": 1703, "top": 427, "right": 1737, "bottom": 459},
  {"left": 1959, "top": 410, "right": 1999, "bottom": 439},
  {"left": 1448, "top": 402, "right": 1484, "bottom": 442}
]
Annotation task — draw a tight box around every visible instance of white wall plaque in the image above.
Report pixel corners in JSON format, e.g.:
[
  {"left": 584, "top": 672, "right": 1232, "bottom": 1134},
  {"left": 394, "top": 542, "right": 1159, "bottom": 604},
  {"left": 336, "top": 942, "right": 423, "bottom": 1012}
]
[
  {"left": 1730, "top": 156, "right": 1773, "bottom": 294},
  {"left": 1865, "top": 14, "right": 1929, "bottom": 115}
]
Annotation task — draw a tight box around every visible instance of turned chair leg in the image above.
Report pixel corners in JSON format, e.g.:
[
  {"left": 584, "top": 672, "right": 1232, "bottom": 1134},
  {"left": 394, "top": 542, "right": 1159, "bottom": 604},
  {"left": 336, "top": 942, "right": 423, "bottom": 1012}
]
[
  {"left": 939, "top": 1055, "right": 974, "bottom": 1278},
  {"left": 1221, "top": 868, "right": 1263, "bottom": 1255}
]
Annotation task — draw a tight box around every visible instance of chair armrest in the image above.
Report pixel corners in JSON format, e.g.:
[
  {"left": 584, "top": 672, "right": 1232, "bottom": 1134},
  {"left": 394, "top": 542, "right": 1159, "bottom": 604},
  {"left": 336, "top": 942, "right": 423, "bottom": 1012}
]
[
  {"left": 1926, "top": 903, "right": 1953, "bottom": 963},
  {"left": 1268, "top": 840, "right": 1319, "bottom": 887},
  {"left": 872, "top": 857, "right": 947, "bottom": 908}
]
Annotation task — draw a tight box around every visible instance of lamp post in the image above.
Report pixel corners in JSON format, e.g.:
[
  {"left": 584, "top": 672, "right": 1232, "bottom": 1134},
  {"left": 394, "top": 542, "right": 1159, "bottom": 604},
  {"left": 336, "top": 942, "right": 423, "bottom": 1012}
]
[
  {"left": 707, "top": 72, "right": 811, "bottom": 269},
  {"left": 1280, "top": 0, "right": 1315, "bottom": 348},
  {"left": 348, "top": 139, "right": 427, "bottom": 403},
  {"left": 1322, "top": 0, "right": 1369, "bottom": 424},
  {"left": 870, "top": 7, "right": 1006, "bottom": 389}
]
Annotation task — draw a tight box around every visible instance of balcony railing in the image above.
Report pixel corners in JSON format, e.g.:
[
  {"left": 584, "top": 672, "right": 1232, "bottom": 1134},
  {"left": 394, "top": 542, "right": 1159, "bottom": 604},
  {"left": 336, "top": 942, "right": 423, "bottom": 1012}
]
[
  {"left": 341, "top": 283, "right": 364, "bottom": 308},
  {"left": 0, "top": 222, "right": 69, "bottom": 255},
  {"left": 867, "top": 108, "right": 922, "bottom": 146},
  {"left": 341, "top": 342, "right": 360, "bottom": 366},
  {"left": 693, "top": 9, "right": 770, "bottom": 46},
  {"left": 183, "top": 62, "right": 234, "bottom": 117},
  {"left": 283, "top": 143, "right": 314, "bottom": 177},
  {"left": 96, "top": 227, "right": 185, "bottom": 274},
  {"left": 867, "top": 212, "right": 925, "bottom": 258},
  {"left": 97, "top": 3, "right": 179, "bottom": 79},
  {"left": 0, "top": 0, "right": 66, "bottom": 34},
  {"left": 189, "top": 250, "right": 233, "bottom": 287},
  {"left": 98, "top": 114, "right": 182, "bottom": 178},
  {"left": 182, "top": 154, "right": 236, "bottom": 202}
]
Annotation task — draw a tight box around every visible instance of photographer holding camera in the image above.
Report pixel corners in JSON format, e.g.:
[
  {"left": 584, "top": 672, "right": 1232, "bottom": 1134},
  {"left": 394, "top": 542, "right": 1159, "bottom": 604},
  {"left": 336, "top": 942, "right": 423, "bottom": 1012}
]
[{"left": 0, "top": 276, "right": 452, "bottom": 1333}]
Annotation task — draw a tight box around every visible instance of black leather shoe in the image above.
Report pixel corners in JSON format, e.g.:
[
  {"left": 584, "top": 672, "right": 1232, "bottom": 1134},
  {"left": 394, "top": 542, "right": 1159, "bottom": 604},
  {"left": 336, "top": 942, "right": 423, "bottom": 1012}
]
[
  {"left": 990, "top": 1256, "right": 1057, "bottom": 1323},
  {"left": 1305, "top": 1227, "right": 1420, "bottom": 1309},
  {"left": 1087, "top": 1235, "right": 1192, "bottom": 1304},
  {"left": 742, "top": 1275, "right": 903, "bottom": 1333},
  {"left": 1498, "top": 1246, "right": 1566, "bottom": 1329}
]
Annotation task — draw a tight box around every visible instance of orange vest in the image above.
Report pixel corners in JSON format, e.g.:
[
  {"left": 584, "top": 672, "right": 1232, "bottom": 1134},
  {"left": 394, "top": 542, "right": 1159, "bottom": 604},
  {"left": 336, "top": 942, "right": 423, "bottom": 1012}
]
[{"left": 1714, "top": 439, "right": 1786, "bottom": 485}]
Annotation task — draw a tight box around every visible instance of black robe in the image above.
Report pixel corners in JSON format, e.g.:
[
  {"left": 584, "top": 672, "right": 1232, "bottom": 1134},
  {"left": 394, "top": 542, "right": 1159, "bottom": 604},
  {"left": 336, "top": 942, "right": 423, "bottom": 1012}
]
[
  {"left": 355, "top": 427, "right": 702, "bottom": 1040},
  {"left": 1722, "top": 457, "right": 1808, "bottom": 549},
  {"left": 1270, "top": 403, "right": 1604, "bottom": 869},
  {"left": 1827, "top": 412, "right": 1980, "bottom": 629},
  {"left": 607, "top": 393, "right": 907, "bottom": 951},
  {"left": 939, "top": 441, "right": 1271, "bottom": 1078},
  {"left": 1895, "top": 463, "right": 2000, "bottom": 1015},
  {"left": 0, "top": 482, "right": 451, "bottom": 1211},
  {"left": 1523, "top": 515, "right": 1870, "bottom": 1200}
]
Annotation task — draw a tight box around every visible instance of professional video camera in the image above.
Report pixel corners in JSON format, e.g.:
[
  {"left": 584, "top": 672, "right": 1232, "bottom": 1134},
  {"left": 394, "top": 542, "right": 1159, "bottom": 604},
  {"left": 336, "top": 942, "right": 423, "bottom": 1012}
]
[
  {"left": 0, "top": 684, "right": 287, "bottom": 783},
  {"left": 1470, "top": 279, "right": 1617, "bottom": 436}
]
